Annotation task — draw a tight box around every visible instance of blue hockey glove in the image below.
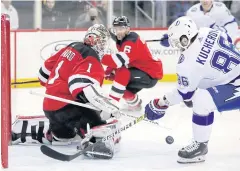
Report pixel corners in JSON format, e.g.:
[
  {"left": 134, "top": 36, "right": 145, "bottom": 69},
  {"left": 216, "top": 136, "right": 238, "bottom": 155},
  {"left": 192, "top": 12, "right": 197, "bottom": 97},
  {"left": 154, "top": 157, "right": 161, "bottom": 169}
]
[
  {"left": 160, "top": 34, "right": 170, "bottom": 47},
  {"left": 145, "top": 99, "right": 169, "bottom": 120}
]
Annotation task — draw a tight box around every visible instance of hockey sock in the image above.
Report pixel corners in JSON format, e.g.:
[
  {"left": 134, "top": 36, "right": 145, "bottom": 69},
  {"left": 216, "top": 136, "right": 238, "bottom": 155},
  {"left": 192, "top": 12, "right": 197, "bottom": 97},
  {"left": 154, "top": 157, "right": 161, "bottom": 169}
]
[
  {"left": 192, "top": 112, "right": 214, "bottom": 142},
  {"left": 123, "top": 90, "right": 141, "bottom": 107},
  {"left": 109, "top": 67, "right": 130, "bottom": 101}
]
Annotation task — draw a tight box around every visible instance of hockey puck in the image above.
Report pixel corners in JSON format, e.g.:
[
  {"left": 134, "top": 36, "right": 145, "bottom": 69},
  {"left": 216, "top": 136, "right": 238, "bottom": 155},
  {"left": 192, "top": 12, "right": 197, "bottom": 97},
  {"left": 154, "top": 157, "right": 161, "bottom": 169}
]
[{"left": 165, "top": 136, "right": 174, "bottom": 144}]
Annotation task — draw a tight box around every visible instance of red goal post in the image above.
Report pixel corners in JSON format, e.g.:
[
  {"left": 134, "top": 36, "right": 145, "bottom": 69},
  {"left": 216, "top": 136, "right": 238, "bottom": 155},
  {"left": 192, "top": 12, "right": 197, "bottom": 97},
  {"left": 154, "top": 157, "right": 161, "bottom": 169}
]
[{"left": 1, "top": 14, "right": 11, "bottom": 169}]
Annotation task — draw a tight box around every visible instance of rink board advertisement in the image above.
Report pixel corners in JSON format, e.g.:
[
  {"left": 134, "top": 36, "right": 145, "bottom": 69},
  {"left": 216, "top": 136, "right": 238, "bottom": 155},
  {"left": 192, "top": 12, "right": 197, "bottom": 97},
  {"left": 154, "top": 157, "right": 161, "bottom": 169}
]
[{"left": 10, "top": 29, "right": 240, "bottom": 88}]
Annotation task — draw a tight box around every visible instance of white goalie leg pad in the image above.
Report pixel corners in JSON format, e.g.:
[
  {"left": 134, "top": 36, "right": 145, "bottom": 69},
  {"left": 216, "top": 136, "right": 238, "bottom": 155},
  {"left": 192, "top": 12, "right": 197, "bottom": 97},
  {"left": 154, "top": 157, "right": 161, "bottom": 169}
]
[
  {"left": 12, "top": 115, "right": 82, "bottom": 146},
  {"left": 51, "top": 133, "right": 82, "bottom": 146},
  {"left": 83, "top": 84, "right": 120, "bottom": 118},
  {"left": 92, "top": 119, "right": 121, "bottom": 149},
  {"left": 12, "top": 115, "right": 51, "bottom": 145}
]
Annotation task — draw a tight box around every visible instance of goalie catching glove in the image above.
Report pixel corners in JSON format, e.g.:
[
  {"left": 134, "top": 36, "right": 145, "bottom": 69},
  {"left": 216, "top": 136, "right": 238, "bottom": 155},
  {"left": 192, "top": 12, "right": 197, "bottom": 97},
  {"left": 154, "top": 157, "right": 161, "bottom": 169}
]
[{"left": 80, "top": 84, "right": 121, "bottom": 119}]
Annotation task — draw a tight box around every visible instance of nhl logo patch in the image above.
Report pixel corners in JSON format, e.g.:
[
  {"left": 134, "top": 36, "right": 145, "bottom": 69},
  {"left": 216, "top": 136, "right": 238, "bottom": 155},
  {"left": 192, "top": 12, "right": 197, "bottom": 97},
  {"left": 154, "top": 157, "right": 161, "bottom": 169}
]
[{"left": 178, "top": 54, "right": 185, "bottom": 64}]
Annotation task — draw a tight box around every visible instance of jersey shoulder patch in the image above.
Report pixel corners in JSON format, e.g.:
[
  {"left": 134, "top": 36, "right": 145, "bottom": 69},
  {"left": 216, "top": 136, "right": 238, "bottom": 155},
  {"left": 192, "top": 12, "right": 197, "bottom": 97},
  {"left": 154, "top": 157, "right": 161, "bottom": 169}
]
[{"left": 68, "top": 42, "right": 100, "bottom": 61}]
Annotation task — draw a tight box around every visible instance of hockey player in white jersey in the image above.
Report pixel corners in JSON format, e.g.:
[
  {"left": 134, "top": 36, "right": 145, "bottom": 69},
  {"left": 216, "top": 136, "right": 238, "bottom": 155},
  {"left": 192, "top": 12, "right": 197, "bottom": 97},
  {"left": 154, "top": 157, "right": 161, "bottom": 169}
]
[
  {"left": 159, "top": 0, "right": 239, "bottom": 48},
  {"left": 145, "top": 16, "right": 240, "bottom": 164},
  {"left": 186, "top": 0, "right": 239, "bottom": 43}
]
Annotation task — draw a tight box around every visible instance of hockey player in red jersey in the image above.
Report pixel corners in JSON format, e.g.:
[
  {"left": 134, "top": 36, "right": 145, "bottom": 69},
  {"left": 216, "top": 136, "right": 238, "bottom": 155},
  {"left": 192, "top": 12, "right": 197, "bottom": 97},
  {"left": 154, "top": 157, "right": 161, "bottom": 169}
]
[
  {"left": 102, "top": 16, "right": 163, "bottom": 111},
  {"left": 11, "top": 24, "right": 121, "bottom": 159}
]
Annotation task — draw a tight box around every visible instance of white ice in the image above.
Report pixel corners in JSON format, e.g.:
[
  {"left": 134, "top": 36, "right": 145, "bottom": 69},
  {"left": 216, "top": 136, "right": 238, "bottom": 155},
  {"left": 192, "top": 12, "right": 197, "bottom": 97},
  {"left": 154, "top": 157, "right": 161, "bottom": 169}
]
[{"left": 7, "top": 83, "right": 240, "bottom": 171}]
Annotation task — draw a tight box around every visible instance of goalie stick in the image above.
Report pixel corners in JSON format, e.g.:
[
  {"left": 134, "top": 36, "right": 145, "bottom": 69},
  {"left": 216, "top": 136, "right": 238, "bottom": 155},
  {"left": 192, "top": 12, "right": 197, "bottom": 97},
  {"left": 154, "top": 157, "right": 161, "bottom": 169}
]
[
  {"left": 40, "top": 145, "right": 84, "bottom": 161},
  {"left": 146, "top": 36, "right": 168, "bottom": 43},
  {"left": 30, "top": 91, "right": 171, "bottom": 130},
  {"left": 40, "top": 115, "right": 145, "bottom": 161}
]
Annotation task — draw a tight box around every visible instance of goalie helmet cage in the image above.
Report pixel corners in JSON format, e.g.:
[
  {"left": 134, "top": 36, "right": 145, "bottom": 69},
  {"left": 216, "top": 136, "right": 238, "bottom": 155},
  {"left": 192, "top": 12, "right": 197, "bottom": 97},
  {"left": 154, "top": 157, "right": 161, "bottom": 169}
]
[{"left": 1, "top": 14, "right": 11, "bottom": 169}]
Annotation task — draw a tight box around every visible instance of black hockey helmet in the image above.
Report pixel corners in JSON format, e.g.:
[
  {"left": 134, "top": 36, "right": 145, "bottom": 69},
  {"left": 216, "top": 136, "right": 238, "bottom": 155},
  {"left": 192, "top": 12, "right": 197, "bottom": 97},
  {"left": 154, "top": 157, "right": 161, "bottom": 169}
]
[{"left": 112, "top": 16, "right": 130, "bottom": 27}]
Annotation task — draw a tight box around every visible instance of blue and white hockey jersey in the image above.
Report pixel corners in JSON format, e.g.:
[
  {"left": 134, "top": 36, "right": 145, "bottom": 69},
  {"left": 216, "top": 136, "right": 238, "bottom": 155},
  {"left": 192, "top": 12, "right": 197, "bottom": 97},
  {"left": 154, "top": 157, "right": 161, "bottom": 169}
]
[
  {"left": 186, "top": 2, "right": 239, "bottom": 42},
  {"left": 166, "top": 27, "right": 240, "bottom": 105}
]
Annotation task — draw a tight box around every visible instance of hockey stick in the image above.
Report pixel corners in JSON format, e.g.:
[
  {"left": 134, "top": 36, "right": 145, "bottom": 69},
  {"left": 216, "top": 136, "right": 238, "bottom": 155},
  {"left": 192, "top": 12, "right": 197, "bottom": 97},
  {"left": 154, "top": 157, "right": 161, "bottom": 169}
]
[
  {"left": 40, "top": 145, "right": 84, "bottom": 161},
  {"left": 146, "top": 37, "right": 168, "bottom": 43},
  {"left": 29, "top": 90, "right": 100, "bottom": 111},
  {"left": 40, "top": 114, "right": 145, "bottom": 161},
  {"left": 146, "top": 39, "right": 163, "bottom": 42},
  {"left": 29, "top": 91, "right": 170, "bottom": 130}
]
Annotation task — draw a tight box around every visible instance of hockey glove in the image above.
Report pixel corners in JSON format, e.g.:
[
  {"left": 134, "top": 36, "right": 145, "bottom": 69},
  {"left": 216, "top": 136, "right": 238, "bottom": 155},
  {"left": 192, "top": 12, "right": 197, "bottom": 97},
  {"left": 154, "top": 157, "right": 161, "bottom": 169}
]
[
  {"left": 145, "top": 98, "right": 169, "bottom": 120},
  {"left": 160, "top": 34, "right": 170, "bottom": 47},
  {"left": 83, "top": 84, "right": 121, "bottom": 119},
  {"left": 105, "top": 67, "right": 116, "bottom": 81}
]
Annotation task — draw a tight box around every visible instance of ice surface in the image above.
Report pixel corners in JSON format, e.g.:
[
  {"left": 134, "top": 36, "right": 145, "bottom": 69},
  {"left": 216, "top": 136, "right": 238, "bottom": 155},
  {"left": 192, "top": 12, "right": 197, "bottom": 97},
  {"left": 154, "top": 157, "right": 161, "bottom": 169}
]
[{"left": 6, "top": 83, "right": 240, "bottom": 171}]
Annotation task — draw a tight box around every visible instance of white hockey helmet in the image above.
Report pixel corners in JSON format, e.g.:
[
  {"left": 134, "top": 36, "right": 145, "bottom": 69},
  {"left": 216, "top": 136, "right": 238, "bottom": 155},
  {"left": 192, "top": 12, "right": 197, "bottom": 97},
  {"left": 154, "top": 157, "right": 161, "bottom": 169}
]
[
  {"left": 84, "top": 24, "right": 110, "bottom": 57},
  {"left": 168, "top": 16, "right": 198, "bottom": 51}
]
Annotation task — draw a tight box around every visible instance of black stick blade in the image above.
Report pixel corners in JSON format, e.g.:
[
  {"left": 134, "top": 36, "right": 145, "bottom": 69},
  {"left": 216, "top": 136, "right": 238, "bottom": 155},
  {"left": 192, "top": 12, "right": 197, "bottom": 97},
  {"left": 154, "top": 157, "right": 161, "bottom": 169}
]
[{"left": 40, "top": 145, "right": 83, "bottom": 161}]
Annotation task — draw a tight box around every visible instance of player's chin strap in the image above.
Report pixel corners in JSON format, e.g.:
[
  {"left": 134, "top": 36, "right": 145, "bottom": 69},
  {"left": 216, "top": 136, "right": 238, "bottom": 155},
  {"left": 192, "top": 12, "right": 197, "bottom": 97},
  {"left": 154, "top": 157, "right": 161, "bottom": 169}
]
[{"left": 29, "top": 90, "right": 171, "bottom": 130}]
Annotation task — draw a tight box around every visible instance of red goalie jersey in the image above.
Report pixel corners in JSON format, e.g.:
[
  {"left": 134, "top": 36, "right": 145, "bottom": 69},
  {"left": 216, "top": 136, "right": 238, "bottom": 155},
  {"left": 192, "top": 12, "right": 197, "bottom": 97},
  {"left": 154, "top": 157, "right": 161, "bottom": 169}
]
[
  {"left": 101, "top": 32, "right": 163, "bottom": 79},
  {"left": 38, "top": 42, "right": 104, "bottom": 111}
]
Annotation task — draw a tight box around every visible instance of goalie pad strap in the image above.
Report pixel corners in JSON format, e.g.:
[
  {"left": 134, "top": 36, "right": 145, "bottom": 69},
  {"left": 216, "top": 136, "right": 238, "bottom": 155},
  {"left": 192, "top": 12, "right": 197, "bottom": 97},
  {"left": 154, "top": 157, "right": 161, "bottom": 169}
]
[
  {"left": 18, "top": 121, "right": 45, "bottom": 143},
  {"left": 31, "top": 125, "right": 37, "bottom": 140},
  {"left": 37, "top": 121, "right": 45, "bottom": 143},
  {"left": 21, "top": 121, "right": 28, "bottom": 143}
]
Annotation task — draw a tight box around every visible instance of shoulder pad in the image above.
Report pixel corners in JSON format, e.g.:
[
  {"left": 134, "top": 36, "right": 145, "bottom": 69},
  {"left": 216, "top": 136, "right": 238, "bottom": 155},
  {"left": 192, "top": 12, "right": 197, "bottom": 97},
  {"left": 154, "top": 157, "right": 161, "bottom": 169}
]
[
  {"left": 122, "top": 32, "right": 139, "bottom": 43},
  {"left": 67, "top": 42, "right": 100, "bottom": 61}
]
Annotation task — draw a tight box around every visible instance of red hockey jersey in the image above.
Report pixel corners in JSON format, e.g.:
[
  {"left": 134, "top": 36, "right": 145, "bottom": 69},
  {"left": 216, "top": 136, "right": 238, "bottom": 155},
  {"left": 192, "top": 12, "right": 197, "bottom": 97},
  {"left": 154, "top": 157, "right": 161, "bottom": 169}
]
[
  {"left": 101, "top": 32, "right": 163, "bottom": 79},
  {"left": 38, "top": 42, "right": 104, "bottom": 111}
]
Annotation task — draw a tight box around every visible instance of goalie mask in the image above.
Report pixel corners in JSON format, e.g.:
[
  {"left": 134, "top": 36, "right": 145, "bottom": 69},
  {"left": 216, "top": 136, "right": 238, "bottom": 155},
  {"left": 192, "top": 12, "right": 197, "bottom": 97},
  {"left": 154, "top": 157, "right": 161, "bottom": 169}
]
[
  {"left": 168, "top": 16, "right": 198, "bottom": 51},
  {"left": 84, "top": 24, "right": 110, "bottom": 58}
]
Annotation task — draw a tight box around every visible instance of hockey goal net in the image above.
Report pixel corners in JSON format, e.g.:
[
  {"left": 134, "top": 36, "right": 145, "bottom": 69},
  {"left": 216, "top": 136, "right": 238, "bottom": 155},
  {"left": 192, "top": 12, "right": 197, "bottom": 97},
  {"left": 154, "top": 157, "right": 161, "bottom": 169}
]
[{"left": 1, "top": 14, "right": 11, "bottom": 169}]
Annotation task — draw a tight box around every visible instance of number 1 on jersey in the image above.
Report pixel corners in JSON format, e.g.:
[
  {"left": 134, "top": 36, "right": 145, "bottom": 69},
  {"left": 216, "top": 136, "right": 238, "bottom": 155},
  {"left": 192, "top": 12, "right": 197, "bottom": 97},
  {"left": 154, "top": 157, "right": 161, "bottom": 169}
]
[
  {"left": 48, "top": 62, "right": 92, "bottom": 85},
  {"left": 87, "top": 63, "right": 92, "bottom": 73},
  {"left": 48, "top": 60, "right": 64, "bottom": 84}
]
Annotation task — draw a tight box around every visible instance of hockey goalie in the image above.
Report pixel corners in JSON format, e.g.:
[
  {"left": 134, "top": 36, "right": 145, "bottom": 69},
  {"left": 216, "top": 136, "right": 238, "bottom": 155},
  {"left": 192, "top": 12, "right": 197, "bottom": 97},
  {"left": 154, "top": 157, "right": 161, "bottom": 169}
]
[{"left": 11, "top": 24, "right": 122, "bottom": 159}]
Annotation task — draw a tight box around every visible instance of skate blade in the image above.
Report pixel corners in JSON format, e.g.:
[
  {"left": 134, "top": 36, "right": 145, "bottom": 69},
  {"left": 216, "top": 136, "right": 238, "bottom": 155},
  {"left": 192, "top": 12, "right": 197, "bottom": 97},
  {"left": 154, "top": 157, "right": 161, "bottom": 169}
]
[{"left": 177, "top": 155, "right": 206, "bottom": 164}]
